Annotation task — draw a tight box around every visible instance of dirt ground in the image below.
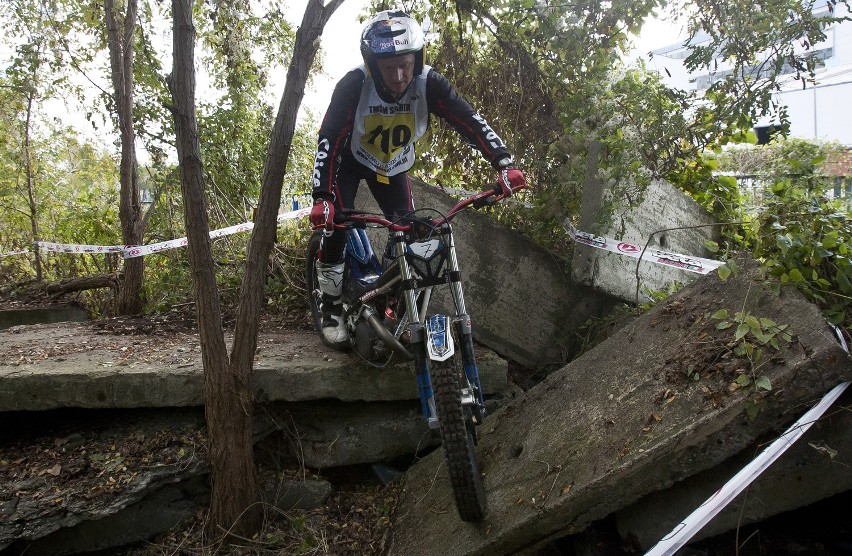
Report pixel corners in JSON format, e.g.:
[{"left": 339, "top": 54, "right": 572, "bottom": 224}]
[
  {"left": 2, "top": 301, "right": 850, "bottom": 555},
  {"left": 0, "top": 297, "right": 535, "bottom": 555},
  {"left": 0, "top": 304, "right": 402, "bottom": 555}
]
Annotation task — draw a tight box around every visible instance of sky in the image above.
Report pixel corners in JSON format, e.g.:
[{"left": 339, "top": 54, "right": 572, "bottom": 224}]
[
  {"left": 305, "top": 4, "right": 686, "bottom": 118},
  {"left": 24, "top": 2, "right": 685, "bottom": 152},
  {"left": 288, "top": 0, "right": 371, "bottom": 119}
]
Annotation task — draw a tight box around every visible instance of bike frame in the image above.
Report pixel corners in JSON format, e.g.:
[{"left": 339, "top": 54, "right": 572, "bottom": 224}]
[
  {"left": 309, "top": 183, "right": 524, "bottom": 522},
  {"left": 334, "top": 187, "right": 504, "bottom": 429}
]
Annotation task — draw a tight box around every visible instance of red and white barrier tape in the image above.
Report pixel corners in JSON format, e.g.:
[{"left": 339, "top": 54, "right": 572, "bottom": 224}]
[
  {"left": 0, "top": 248, "right": 31, "bottom": 258},
  {"left": 29, "top": 207, "right": 311, "bottom": 260},
  {"left": 645, "top": 325, "right": 850, "bottom": 556},
  {"left": 564, "top": 220, "right": 723, "bottom": 275},
  {"left": 34, "top": 241, "right": 126, "bottom": 254},
  {"left": 441, "top": 190, "right": 722, "bottom": 275}
]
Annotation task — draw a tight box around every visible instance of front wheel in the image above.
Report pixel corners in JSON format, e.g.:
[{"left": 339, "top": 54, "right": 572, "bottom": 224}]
[{"left": 431, "top": 329, "right": 487, "bottom": 522}]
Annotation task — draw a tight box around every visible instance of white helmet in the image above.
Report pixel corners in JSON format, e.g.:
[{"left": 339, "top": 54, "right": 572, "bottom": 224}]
[{"left": 360, "top": 10, "right": 426, "bottom": 82}]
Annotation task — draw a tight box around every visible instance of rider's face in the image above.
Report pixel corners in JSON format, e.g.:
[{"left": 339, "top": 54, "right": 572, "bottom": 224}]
[{"left": 376, "top": 53, "right": 415, "bottom": 96}]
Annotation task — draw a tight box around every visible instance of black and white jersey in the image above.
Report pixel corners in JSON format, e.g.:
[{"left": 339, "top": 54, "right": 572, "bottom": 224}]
[{"left": 312, "top": 65, "right": 512, "bottom": 201}]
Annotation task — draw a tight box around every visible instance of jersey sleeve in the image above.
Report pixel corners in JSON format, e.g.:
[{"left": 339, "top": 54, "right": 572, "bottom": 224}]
[
  {"left": 312, "top": 69, "right": 365, "bottom": 202},
  {"left": 425, "top": 69, "right": 514, "bottom": 169}
]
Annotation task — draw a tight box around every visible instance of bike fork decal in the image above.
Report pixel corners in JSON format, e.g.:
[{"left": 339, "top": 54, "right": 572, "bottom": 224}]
[
  {"left": 426, "top": 314, "right": 455, "bottom": 361},
  {"left": 415, "top": 362, "right": 439, "bottom": 428}
]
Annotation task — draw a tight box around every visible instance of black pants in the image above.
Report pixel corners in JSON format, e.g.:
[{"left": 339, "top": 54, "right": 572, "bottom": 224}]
[{"left": 318, "top": 154, "right": 414, "bottom": 263}]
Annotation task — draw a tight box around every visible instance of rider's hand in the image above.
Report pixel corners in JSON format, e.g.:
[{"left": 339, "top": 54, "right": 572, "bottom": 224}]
[
  {"left": 496, "top": 167, "right": 527, "bottom": 198},
  {"left": 310, "top": 199, "right": 335, "bottom": 236}
]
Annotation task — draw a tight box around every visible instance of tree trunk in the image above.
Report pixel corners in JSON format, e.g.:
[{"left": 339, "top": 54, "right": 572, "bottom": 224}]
[
  {"left": 169, "top": 0, "right": 260, "bottom": 541},
  {"left": 42, "top": 272, "right": 120, "bottom": 296},
  {"left": 22, "top": 91, "right": 43, "bottom": 282},
  {"left": 229, "top": 0, "right": 345, "bottom": 395},
  {"left": 168, "top": 0, "right": 344, "bottom": 543},
  {"left": 105, "top": 0, "right": 145, "bottom": 315}
]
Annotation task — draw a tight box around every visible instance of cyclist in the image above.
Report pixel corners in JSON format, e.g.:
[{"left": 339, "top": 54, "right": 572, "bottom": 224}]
[{"left": 310, "top": 9, "right": 526, "bottom": 346}]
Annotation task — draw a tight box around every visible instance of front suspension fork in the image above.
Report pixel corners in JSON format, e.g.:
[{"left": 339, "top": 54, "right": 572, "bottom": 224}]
[
  {"left": 455, "top": 315, "right": 486, "bottom": 424},
  {"left": 391, "top": 229, "right": 486, "bottom": 428}
]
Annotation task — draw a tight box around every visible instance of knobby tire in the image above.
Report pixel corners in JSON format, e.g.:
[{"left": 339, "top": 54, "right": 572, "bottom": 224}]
[{"left": 431, "top": 334, "right": 487, "bottom": 522}]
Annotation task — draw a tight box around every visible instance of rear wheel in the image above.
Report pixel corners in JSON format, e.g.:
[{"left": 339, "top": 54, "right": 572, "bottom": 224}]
[{"left": 431, "top": 328, "right": 487, "bottom": 522}]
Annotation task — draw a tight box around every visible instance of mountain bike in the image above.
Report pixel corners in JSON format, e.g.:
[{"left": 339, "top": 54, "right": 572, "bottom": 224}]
[{"left": 305, "top": 183, "right": 524, "bottom": 522}]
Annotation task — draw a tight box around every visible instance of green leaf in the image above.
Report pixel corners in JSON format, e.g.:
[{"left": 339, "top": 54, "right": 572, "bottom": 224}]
[
  {"left": 788, "top": 268, "right": 805, "bottom": 282},
  {"left": 736, "top": 373, "right": 752, "bottom": 386},
  {"left": 727, "top": 258, "right": 739, "bottom": 276},
  {"left": 823, "top": 232, "right": 838, "bottom": 248},
  {"left": 776, "top": 234, "right": 793, "bottom": 252},
  {"left": 735, "top": 323, "right": 750, "bottom": 341},
  {"left": 718, "top": 265, "right": 732, "bottom": 281},
  {"left": 755, "top": 376, "right": 772, "bottom": 390},
  {"left": 716, "top": 320, "right": 733, "bottom": 330},
  {"left": 746, "top": 400, "right": 760, "bottom": 421},
  {"left": 705, "top": 240, "right": 719, "bottom": 253},
  {"left": 711, "top": 309, "right": 729, "bottom": 319}
]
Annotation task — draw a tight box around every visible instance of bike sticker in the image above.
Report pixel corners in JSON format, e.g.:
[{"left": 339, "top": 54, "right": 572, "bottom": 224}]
[
  {"left": 426, "top": 314, "right": 455, "bottom": 361},
  {"left": 407, "top": 238, "right": 441, "bottom": 259}
]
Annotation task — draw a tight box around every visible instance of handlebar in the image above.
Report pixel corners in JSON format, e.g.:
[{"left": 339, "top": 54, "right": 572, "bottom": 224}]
[{"left": 328, "top": 182, "right": 527, "bottom": 232}]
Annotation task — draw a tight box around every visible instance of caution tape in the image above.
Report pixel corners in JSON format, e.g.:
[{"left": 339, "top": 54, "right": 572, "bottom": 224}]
[
  {"left": 564, "top": 220, "right": 724, "bottom": 276},
  {"left": 7, "top": 198, "right": 720, "bottom": 277},
  {"left": 33, "top": 241, "right": 126, "bottom": 254},
  {"left": 5, "top": 184, "right": 523, "bottom": 259},
  {"left": 31, "top": 207, "right": 312, "bottom": 260},
  {"left": 0, "top": 248, "right": 31, "bottom": 258},
  {"left": 645, "top": 325, "right": 850, "bottom": 556}
]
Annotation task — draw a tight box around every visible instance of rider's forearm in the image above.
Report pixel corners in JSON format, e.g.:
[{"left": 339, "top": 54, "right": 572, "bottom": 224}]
[{"left": 425, "top": 69, "right": 514, "bottom": 168}]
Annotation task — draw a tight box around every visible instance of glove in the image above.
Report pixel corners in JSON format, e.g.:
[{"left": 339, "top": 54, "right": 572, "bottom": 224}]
[
  {"left": 310, "top": 199, "right": 335, "bottom": 236},
  {"left": 496, "top": 167, "right": 527, "bottom": 198}
]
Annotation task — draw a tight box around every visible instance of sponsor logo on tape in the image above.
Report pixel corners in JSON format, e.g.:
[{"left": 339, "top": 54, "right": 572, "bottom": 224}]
[
  {"left": 617, "top": 242, "right": 639, "bottom": 254},
  {"left": 651, "top": 250, "right": 705, "bottom": 272},
  {"left": 575, "top": 231, "right": 607, "bottom": 249}
]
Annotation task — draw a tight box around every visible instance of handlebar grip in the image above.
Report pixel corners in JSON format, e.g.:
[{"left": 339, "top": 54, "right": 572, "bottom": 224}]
[{"left": 472, "top": 189, "right": 500, "bottom": 209}]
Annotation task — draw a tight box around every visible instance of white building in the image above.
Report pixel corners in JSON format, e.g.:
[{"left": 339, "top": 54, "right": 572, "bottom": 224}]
[{"left": 642, "top": 1, "right": 852, "bottom": 146}]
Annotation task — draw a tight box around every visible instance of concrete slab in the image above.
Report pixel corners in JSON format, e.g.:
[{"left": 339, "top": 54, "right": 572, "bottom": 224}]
[
  {"left": 0, "top": 305, "right": 88, "bottom": 331},
  {"left": 616, "top": 387, "right": 852, "bottom": 549},
  {"left": 0, "top": 324, "right": 509, "bottom": 411},
  {"left": 388, "top": 256, "right": 852, "bottom": 555}
]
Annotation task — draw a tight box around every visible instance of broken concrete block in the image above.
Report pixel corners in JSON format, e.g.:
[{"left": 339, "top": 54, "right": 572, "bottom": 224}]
[
  {"left": 388, "top": 255, "right": 851, "bottom": 555},
  {"left": 616, "top": 387, "right": 852, "bottom": 550},
  {"left": 267, "top": 400, "right": 439, "bottom": 469}
]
